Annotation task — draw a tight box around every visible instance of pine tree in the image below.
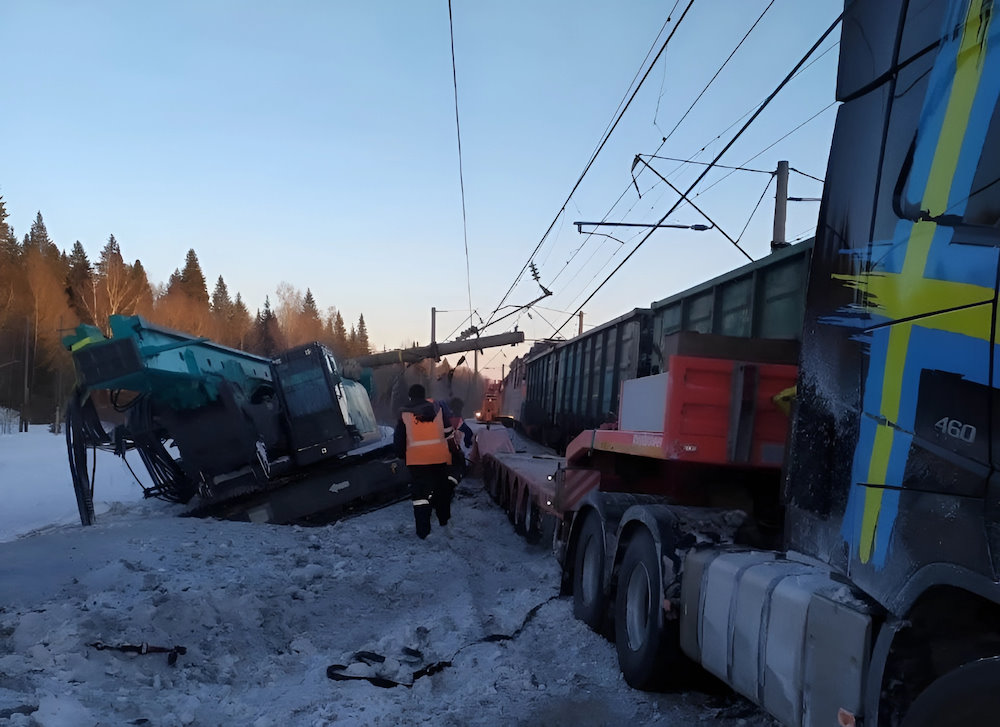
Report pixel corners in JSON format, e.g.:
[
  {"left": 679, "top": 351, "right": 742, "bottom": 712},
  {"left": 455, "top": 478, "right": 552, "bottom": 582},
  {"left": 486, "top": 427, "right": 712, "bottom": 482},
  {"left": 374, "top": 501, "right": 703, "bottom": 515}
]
[
  {"left": 210, "top": 276, "right": 233, "bottom": 343},
  {"left": 130, "top": 260, "right": 155, "bottom": 318},
  {"left": 98, "top": 234, "right": 120, "bottom": 266},
  {"left": 0, "top": 196, "right": 10, "bottom": 239},
  {"left": 249, "top": 296, "right": 284, "bottom": 356},
  {"left": 0, "top": 196, "right": 17, "bottom": 256},
  {"left": 179, "top": 249, "right": 209, "bottom": 306},
  {"left": 0, "top": 197, "right": 23, "bottom": 328},
  {"left": 332, "top": 310, "right": 348, "bottom": 357},
  {"left": 356, "top": 313, "right": 370, "bottom": 355},
  {"left": 299, "top": 288, "right": 323, "bottom": 343},
  {"left": 302, "top": 289, "right": 319, "bottom": 321},
  {"left": 230, "top": 293, "right": 253, "bottom": 349},
  {"left": 211, "top": 276, "right": 232, "bottom": 317},
  {"left": 1, "top": 224, "right": 16, "bottom": 257},
  {"left": 65, "top": 241, "right": 94, "bottom": 323},
  {"left": 26, "top": 211, "right": 58, "bottom": 259},
  {"left": 157, "top": 250, "right": 209, "bottom": 335}
]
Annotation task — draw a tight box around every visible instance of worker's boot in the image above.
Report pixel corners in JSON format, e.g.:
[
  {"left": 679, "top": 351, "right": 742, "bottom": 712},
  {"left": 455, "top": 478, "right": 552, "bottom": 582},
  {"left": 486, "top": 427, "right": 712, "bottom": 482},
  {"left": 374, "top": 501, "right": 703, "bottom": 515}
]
[
  {"left": 435, "top": 477, "right": 457, "bottom": 526},
  {"left": 412, "top": 500, "right": 433, "bottom": 539}
]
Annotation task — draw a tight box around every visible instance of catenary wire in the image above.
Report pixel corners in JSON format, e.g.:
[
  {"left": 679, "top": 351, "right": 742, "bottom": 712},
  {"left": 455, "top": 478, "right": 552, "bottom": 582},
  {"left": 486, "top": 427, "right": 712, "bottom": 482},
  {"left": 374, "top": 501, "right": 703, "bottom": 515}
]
[
  {"left": 600, "top": 1, "right": 680, "bottom": 159},
  {"left": 736, "top": 174, "right": 775, "bottom": 243},
  {"left": 484, "top": 0, "right": 697, "bottom": 329},
  {"left": 537, "top": 2, "right": 787, "bottom": 307},
  {"left": 503, "top": 9, "right": 838, "bottom": 339},
  {"left": 691, "top": 101, "right": 837, "bottom": 201},
  {"left": 447, "top": 0, "right": 475, "bottom": 329},
  {"left": 645, "top": 156, "right": 773, "bottom": 175},
  {"left": 550, "top": 11, "right": 844, "bottom": 339},
  {"left": 657, "top": 0, "right": 775, "bottom": 147},
  {"left": 658, "top": 40, "right": 841, "bottom": 182},
  {"left": 790, "top": 166, "right": 825, "bottom": 183}
]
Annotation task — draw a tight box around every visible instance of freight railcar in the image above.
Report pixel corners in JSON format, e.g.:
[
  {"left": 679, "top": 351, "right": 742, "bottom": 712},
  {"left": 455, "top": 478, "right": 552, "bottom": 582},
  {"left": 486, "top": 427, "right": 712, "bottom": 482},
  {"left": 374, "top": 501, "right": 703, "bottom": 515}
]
[{"left": 506, "top": 238, "right": 813, "bottom": 451}]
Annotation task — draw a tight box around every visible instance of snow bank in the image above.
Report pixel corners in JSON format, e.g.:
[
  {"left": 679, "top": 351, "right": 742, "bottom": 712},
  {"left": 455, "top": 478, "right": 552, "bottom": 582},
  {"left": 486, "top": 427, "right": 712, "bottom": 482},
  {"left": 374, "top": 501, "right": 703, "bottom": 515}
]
[
  {"left": 1, "top": 427, "right": 148, "bottom": 542},
  {"left": 0, "top": 427, "right": 773, "bottom": 726}
]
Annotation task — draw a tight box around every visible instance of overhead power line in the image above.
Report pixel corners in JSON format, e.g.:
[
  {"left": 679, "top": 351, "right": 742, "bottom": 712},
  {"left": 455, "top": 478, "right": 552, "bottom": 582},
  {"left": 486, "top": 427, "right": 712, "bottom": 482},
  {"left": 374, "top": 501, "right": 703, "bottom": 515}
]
[
  {"left": 691, "top": 101, "right": 837, "bottom": 201},
  {"left": 644, "top": 156, "right": 773, "bottom": 175},
  {"left": 631, "top": 155, "right": 751, "bottom": 260},
  {"left": 790, "top": 166, "right": 825, "bottom": 183},
  {"left": 656, "top": 0, "right": 775, "bottom": 146},
  {"left": 552, "top": 10, "right": 844, "bottom": 339},
  {"left": 600, "top": 1, "right": 681, "bottom": 158},
  {"left": 447, "top": 0, "right": 474, "bottom": 328},
  {"left": 485, "top": 0, "right": 698, "bottom": 329},
  {"left": 658, "top": 40, "right": 841, "bottom": 182},
  {"left": 736, "top": 174, "right": 775, "bottom": 243},
  {"left": 534, "top": 1, "right": 782, "bottom": 309}
]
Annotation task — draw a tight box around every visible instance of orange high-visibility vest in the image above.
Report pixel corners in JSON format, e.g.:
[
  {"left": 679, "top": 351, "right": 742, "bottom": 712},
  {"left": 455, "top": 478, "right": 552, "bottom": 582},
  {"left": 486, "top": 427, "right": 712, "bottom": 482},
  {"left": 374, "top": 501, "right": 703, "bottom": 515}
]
[{"left": 401, "top": 405, "right": 450, "bottom": 465}]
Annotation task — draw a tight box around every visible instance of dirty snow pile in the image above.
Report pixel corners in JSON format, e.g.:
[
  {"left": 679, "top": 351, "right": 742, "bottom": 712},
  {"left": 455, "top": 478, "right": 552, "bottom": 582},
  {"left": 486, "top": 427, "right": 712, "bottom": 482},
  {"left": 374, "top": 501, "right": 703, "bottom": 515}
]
[{"left": 1, "top": 427, "right": 771, "bottom": 726}]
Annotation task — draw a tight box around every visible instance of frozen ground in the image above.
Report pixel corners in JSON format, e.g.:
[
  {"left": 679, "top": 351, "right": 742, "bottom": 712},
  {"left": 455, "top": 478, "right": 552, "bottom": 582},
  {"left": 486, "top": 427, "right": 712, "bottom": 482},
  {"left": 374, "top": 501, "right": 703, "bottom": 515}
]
[{"left": 0, "top": 426, "right": 773, "bottom": 726}]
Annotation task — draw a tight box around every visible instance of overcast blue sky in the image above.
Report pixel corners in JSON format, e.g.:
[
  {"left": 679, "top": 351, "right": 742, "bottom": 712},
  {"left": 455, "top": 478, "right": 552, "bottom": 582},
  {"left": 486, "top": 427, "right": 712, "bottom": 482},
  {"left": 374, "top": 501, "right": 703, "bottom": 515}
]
[{"left": 1, "top": 1, "right": 842, "bottom": 375}]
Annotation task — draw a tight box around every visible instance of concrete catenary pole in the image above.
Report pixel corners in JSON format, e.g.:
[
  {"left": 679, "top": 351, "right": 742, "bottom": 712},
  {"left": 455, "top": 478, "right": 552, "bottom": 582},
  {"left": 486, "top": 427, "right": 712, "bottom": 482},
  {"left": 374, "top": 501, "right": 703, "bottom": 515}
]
[
  {"left": 429, "top": 307, "right": 436, "bottom": 396},
  {"left": 771, "top": 160, "right": 789, "bottom": 251}
]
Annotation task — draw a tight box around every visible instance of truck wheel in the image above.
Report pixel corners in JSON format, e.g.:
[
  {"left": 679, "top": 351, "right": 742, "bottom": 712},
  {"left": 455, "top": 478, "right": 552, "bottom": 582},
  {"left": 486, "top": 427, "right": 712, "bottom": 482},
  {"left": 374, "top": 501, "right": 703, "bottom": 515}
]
[
  {"left": 505, "top": 481, "right": 517, "bottom": 524},
  {"left": 523, "top": 495, "right": 541, "bottom": 545},
  {"left": 573, "top": 512, "right": 606, "bottom": 631},
  {"left": 614, "top": 528, "right": 677, "bottom": 690},
  {"left": 514, "top": 488, "right": 529, "bottom": 534},
  {"left": 901, "top": 656, "right": 1000, "bottom": 727}
]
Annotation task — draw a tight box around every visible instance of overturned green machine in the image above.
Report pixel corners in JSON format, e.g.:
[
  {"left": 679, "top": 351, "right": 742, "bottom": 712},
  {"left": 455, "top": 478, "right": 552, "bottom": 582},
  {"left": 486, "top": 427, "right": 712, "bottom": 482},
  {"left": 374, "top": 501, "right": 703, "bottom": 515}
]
[{"left": 63, "top": 315, "right": 406, "bottom": 526}]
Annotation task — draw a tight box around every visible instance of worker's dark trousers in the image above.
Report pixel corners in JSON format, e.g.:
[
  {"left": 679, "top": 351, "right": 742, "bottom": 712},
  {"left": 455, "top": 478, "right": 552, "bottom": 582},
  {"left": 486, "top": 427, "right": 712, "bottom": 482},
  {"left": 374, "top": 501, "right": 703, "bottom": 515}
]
[{"left": 408, "top": 463, "right": 453, "bottom": 538}]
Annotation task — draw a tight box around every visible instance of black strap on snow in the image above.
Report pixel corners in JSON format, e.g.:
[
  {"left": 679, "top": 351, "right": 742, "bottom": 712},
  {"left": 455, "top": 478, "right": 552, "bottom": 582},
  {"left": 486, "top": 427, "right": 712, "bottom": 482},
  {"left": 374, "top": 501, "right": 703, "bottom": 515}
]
[
  {"left": 326, "top": 596, "right": 561, "bottom": 689},
  {"left": 325, "top": 648, "right": 451, "bottom": 689},
  {"left": 89, "top": 641, "right": 187, "bottom": 666},
  {"left": 325, "top": 661, "right": 453, "bottom": 689}
]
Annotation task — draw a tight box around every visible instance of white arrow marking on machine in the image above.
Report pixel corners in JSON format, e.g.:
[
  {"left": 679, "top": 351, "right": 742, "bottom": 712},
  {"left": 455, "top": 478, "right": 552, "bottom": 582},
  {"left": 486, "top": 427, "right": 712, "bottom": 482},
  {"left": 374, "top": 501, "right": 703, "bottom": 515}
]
[{"left": 329, "top": 481, "right": 351, "bottom": 493}]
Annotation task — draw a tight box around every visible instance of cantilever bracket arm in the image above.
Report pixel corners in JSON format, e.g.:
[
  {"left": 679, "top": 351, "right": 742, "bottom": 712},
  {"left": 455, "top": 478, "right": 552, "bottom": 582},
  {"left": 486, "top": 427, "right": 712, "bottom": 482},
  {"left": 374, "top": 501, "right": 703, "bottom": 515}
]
[{"left": 573, "top": 221, "right": 711, "bottom": 234}]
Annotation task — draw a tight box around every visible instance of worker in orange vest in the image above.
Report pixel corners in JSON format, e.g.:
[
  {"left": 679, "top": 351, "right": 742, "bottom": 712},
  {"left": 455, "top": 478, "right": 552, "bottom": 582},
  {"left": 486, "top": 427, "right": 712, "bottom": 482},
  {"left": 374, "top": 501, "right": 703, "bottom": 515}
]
[{"left": 393, "top": 384, "right": 454, "bottom": 539}]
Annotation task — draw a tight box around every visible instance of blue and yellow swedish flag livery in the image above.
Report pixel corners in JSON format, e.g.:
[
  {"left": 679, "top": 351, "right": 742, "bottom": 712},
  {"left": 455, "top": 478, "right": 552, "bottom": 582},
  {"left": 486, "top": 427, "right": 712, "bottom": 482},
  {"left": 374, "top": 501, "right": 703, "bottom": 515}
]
[{"left": 787, "top": 0, "right": 1000, "bottom": 607}]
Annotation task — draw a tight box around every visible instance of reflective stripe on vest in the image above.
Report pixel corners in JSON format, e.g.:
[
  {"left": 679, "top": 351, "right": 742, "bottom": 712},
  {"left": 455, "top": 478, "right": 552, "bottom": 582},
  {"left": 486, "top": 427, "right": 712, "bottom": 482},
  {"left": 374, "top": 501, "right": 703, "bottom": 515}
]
[{"left": 401, "top": 407, "right": 450, "bottom": 466}]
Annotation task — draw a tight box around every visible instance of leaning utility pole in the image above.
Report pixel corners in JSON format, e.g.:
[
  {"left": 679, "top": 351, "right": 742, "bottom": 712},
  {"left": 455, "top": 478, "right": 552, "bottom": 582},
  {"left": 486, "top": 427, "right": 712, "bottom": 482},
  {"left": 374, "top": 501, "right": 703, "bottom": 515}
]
[
  {"left": 429, "top": 307, "right": 436, "bottom": 388},
  {"left": 353, "top": 331, "right": 524, "bottom": 368}
]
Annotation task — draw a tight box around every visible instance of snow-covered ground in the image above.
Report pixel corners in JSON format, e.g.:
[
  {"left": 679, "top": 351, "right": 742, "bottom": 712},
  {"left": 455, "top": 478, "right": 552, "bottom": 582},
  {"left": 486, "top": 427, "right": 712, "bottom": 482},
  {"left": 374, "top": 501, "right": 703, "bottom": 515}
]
[{"left": 1, "top": 426, "right": 773, "bottom": 726}]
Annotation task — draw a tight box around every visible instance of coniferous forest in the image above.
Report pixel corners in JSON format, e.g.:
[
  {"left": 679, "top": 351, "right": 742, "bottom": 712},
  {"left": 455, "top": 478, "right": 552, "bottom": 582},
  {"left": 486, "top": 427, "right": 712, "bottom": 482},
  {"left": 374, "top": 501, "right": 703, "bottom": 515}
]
[{"left": 0, "top": 198, "right": 376, "bottom": 427}]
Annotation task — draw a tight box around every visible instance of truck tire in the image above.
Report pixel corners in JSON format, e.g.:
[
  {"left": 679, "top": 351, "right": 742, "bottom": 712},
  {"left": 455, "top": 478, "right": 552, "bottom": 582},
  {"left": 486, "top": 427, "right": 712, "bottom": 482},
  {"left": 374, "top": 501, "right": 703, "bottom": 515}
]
[
  {"left": 514, "top": 488, "right": 529, "bottom": 535},
  {"left": 901, "top": 656, "right": 1000, "bottom": 727},
  {"left": 573, "top": 512, "right": 607, "bottom": 631},
  {"left": 614, "top": 527, "right": 678, "bottom": 690},
  {"left": 522, "top": 494, "right": 541, "bottom": 545}
]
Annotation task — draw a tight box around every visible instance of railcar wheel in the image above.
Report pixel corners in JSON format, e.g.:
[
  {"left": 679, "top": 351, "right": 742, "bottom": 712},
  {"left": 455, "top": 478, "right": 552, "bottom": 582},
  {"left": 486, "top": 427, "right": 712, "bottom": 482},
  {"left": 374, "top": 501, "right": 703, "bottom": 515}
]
[
  {"left": 614, "top": 528, "right": 678, "bottom": 690},
  {"left": 572, "top": 512, "right": 606, "bottom": 631},
  {"left": 901, "top": 656, "right": 1000, "bottom": 727}
]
